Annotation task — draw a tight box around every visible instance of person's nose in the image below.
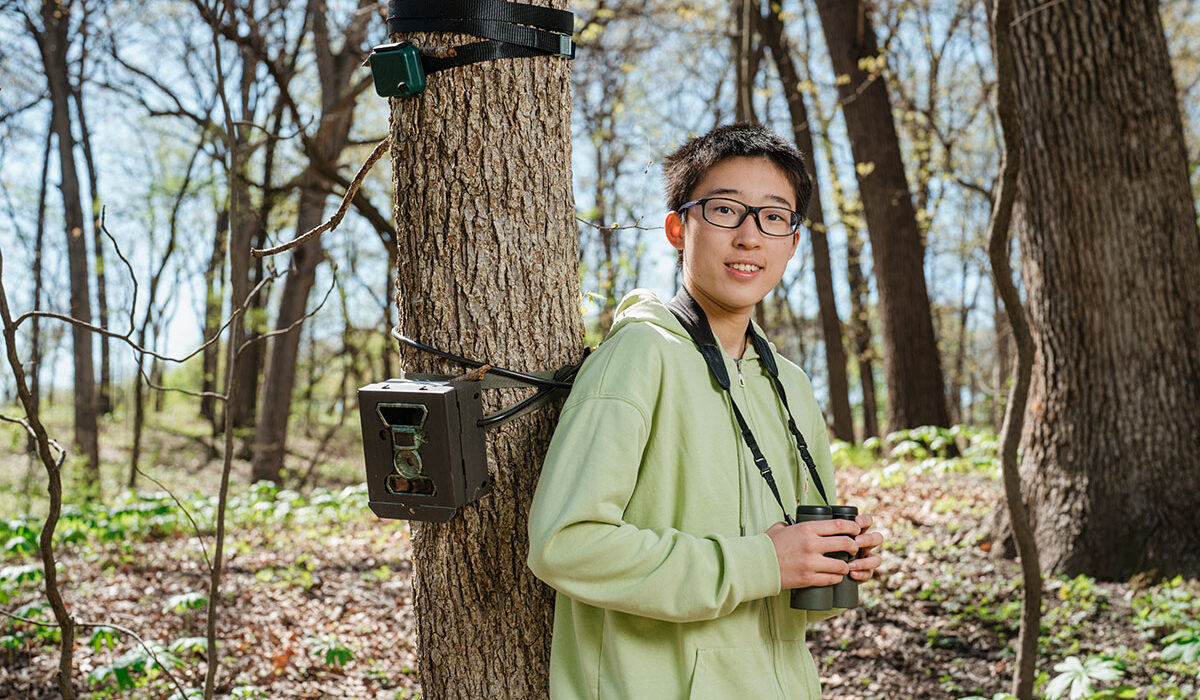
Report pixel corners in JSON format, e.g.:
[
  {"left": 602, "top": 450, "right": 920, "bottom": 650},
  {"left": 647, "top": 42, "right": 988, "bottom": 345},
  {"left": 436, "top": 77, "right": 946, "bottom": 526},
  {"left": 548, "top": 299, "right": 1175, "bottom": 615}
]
[{"left": 732, "top": 212, "right": 764, "bottom": 248}]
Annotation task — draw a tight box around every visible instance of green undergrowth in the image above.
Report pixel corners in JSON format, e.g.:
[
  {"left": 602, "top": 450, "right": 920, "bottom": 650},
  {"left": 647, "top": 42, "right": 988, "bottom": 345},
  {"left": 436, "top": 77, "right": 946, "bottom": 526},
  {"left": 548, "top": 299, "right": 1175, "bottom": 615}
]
[
  {"left": 833, "top": 424, "right": 1002, "bottom": 486},
  {"left": 1, "top": 482, "right": 375, "bottom": 696},
  {"left": 0, "top": 482, "right": 370, "bottom": 565}
]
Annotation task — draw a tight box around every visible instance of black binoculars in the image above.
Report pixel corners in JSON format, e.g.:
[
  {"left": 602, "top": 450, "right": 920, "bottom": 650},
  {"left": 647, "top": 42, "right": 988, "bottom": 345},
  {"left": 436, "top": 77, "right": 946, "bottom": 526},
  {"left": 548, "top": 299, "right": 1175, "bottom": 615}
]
[{"left": 788, "top": 504, "right": 860, "bottom": 611}]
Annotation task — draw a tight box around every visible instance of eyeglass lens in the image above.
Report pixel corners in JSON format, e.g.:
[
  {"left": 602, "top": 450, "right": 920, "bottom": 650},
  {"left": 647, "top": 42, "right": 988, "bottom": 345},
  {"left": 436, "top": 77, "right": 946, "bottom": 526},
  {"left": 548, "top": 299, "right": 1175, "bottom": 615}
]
[{"left": 702, "top": 198, "right": 796, "bottom": 236}]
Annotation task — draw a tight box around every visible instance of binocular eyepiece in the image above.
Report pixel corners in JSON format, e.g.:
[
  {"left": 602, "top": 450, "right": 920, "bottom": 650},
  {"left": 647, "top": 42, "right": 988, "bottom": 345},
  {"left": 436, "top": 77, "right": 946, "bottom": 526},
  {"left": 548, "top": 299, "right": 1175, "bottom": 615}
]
[{"left": 788, "top": 504, "right": 861, "bottom": 611}]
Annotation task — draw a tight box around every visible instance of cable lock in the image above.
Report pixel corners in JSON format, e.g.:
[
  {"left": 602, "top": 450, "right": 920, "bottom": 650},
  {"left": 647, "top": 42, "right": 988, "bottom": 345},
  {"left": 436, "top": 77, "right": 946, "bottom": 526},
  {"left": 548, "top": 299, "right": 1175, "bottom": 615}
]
[{"left": 369, "top": 0, "right": 576, "bottom": 98}]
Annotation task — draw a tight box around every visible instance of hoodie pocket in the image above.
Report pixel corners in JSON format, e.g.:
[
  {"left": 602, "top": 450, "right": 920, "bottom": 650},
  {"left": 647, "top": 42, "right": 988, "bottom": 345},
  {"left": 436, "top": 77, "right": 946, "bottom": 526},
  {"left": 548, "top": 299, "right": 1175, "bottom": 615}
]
[{"left": 688, "top": 645, "right": 779, "bottom": 700}]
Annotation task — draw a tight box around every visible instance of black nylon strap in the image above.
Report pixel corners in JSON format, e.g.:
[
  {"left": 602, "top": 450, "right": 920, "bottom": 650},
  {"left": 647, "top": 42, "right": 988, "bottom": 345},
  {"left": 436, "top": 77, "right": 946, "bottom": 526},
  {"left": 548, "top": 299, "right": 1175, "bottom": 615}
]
[
  {"left": 667, "top": 289, "right": 791, "bottom": 524},
  {"left": 388, "top": 0, "right": 574, "bottom": 34},
  {"left": 667, "top": 288, "right": 831, "bottom": 519},
  {"left": 388, "top": 18, "right": 572, "bottom": 56},
  {"left": 418, "top": 40, "right": 546, "bottom": 75},
  {"left": 747, "top": 333, "right": 832, "bottom": 507},
  {"left": 386, "top": 0, "right": 575, "bottom": 77}
]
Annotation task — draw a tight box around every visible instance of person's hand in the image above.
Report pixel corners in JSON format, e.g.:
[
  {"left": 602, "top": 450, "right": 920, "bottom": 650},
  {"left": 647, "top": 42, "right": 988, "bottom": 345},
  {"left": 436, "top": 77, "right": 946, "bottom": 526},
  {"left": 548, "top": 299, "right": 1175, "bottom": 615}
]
[
  {"left": 766, "top": 518, "right": 860, "bottom": 590},
  {"left": 847, "top": 513, "right": 884, "bottom": 582}
]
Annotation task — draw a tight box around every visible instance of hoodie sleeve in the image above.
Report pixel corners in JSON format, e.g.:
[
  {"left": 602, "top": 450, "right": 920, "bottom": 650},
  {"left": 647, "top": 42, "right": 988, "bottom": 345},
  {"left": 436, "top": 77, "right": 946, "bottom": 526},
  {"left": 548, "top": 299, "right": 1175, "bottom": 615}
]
[{"left": 527, "top": 333, "right": 782, "bottom": 623}]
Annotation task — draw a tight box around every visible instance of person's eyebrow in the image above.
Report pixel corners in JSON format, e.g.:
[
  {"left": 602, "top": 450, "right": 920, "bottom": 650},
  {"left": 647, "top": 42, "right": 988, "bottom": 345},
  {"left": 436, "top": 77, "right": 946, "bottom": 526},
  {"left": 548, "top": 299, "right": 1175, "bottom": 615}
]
[{"left": 703, "top": 187, "right": 795, "bottom": 209}]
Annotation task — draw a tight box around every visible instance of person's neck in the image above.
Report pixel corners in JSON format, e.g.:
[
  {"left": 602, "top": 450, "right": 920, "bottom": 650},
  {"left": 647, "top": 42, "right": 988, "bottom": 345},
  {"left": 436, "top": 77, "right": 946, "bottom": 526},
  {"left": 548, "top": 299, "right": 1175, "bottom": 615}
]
[{"left": 685, "top": 285, "right": 752, "bottom": 359}]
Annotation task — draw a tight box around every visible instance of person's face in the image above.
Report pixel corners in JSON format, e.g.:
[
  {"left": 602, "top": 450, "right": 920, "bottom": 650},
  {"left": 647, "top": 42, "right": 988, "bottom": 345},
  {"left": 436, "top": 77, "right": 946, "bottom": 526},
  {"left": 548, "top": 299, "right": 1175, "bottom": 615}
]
[{"left": 665, "top": 156, "right": 800, "bottom": 322}]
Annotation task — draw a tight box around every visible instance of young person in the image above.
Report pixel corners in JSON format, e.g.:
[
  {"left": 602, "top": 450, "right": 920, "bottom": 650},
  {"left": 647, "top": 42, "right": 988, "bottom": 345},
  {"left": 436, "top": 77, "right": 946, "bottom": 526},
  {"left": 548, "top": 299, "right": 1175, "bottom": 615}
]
[{"left": 528, "top": 123, "right": 883, "bottom": 699}]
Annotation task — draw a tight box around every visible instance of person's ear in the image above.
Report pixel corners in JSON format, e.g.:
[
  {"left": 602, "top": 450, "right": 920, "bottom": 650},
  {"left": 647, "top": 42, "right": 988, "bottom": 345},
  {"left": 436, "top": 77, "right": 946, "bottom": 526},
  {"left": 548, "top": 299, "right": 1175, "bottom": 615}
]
[{"left": 665, "top": 211, "right": 685, "bottom": 251}]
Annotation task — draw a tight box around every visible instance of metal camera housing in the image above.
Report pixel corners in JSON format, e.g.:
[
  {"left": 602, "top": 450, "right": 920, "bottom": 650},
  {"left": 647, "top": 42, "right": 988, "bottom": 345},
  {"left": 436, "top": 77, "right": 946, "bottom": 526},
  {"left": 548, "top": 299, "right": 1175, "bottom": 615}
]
[{"left": 358, "top": 378, "right": 491, "bottom": 522}]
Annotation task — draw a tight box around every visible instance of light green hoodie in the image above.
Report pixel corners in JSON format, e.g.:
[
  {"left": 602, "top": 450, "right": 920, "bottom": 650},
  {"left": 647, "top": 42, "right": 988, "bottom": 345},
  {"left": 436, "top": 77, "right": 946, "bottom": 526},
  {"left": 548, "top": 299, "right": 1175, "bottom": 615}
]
[{"left": 528, "top": 289, "right": 839, "bottom": 700}]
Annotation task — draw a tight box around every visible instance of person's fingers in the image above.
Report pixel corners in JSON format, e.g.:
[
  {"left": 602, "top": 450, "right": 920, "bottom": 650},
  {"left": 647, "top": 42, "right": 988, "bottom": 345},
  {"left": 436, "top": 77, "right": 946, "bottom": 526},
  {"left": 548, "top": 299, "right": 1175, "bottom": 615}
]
[
  {"left": 848, "top": 554, "right": 881, "bottom": 572},
  {"left": 854, "top": 513, "right": 874, "bottom": 530},
  {"left": 807, "top": 518, "right": 862, "bottom": 537},
  {"left": 848, "top": 568, "right": 875, "bottom": 582},
  {"left": 816, "top": 535, "right": 859, "bottom": 557},
  {"left": 855, "top": 531, "right": 884, "bottom": 551}
]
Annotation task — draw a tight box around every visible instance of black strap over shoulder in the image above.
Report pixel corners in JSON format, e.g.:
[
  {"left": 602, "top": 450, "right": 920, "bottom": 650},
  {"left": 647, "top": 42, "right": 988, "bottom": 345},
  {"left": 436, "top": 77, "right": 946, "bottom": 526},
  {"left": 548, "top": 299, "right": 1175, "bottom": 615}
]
[{"left": 667, "top": 289, "right": 831, "bottom": 518}]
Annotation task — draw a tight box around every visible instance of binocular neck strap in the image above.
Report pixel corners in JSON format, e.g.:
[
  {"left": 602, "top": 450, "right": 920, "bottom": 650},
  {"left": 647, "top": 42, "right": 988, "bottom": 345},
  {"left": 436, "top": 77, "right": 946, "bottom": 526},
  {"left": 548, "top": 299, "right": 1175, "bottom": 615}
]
[{"left": 667, "top": 289, "right": 830, "bottom": 513}]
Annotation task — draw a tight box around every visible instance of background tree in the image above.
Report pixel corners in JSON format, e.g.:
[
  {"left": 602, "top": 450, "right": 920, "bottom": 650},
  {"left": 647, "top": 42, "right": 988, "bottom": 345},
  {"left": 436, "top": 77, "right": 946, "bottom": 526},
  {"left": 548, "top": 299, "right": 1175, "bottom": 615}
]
[
  {"left": 251, "top": 0, "right": 377, "bottom": 483},
  {"left": 761, "top": 0, "right": 854, "bottom": 442},
  {"left": 1009, "top": 0, "right": 1200, "bottom": 579},
  {"left": 388, "top": 1, "right": 585, "bottom": 696},
  {"left": 814, "top": 0, "right": 950, "bottom": 432},
  {"left": 26, "top": 0, "right": 101, "bottom": 479}
]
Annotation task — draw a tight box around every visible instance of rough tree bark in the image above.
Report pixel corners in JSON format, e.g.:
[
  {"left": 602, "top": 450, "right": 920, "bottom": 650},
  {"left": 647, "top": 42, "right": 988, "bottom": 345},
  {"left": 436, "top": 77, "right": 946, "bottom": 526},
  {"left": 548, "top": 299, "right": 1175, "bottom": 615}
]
[
  {"left": 30, "top": 0, "right": 101, "bottom": 480},
  {"left": 389, "top": 5, "right": 584, "bottom": 695},
  {"left": 814, "top": 0, "right": 950, "bottom": 432},
  {"left": 762, "top": 3, "right": 854, "bottom": 443},
  {"left": 1010, "top": 0, "right": 1200, "bottom": 579}
]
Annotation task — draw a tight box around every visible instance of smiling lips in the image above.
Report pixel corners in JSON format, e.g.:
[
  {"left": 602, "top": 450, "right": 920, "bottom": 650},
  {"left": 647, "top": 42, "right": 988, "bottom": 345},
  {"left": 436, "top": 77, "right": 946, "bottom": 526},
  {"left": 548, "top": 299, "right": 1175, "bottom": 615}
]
[{"left": 726, "top": 262, "right": 763, "bottom": 275}]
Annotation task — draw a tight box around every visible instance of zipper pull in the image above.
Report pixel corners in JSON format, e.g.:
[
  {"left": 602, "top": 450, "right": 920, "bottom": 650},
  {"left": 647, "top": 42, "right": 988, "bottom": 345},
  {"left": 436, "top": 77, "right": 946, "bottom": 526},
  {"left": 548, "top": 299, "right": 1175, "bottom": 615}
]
[{"left": 736, "top": 359, "right": 745, "bottom": 388}]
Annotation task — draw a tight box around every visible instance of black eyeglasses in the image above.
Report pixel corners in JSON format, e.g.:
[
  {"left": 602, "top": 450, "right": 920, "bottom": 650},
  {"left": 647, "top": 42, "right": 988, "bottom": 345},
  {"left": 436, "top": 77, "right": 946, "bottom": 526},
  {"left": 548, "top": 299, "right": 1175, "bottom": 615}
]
[{"left": 678, "top": 197, "right": 800, "bottom": 237}]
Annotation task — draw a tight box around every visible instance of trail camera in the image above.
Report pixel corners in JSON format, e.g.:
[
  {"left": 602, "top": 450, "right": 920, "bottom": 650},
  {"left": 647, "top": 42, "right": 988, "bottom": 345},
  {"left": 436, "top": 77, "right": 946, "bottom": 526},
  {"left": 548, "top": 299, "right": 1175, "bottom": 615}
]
[{"left": 358, "top": 378, "right": 490, "bottom": 522}]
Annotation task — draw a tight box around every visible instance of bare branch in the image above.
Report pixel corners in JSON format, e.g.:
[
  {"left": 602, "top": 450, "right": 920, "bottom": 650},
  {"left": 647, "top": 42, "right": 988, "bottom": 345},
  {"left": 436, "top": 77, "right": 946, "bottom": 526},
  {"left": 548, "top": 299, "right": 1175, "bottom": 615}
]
[
  {"left": 251, "top": 138, "right": 390, "bottom": 257},
  {"left": 0, "top": 414, "right": 66, "bottom": 468}
]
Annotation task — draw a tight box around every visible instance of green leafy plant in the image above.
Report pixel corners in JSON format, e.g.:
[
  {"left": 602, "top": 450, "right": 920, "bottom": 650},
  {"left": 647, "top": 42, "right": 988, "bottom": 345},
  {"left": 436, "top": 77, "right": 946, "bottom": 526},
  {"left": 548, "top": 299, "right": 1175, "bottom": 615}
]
[
  {"left": 163, "top": 591, "right": 208, "bottom": 614},
  {"left": 1161, "top": 629, "right": 1200, "bottom": 664},
  {"left": 88, "top": 626, "right": 122, "bottom": 652},
  {"left": 87, "top": 640, "right": 183, "bottom": 691},
  {"left": 1044, "top": 656, "right": 1133, "bottom": 700},
  {"left": 308, "top": 634, "right": 354, "bottom": 667},
  {"left": 0, "top": 563, "right": 43, "bottom": 585}
]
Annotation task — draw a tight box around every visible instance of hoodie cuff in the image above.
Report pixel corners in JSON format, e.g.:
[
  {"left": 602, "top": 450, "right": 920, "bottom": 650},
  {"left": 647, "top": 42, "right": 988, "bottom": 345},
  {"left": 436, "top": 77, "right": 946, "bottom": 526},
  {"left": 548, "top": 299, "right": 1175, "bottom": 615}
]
[{"left": 723, "top": 532, "right": 782, "bottom": 601}]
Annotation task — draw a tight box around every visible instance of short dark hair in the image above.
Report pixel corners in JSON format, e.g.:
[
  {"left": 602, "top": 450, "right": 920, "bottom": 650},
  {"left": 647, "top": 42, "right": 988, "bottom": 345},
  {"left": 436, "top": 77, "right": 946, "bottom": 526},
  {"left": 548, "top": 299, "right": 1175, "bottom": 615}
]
[{"left": 662, "top": 122, "right": 813, "bottom": 219}]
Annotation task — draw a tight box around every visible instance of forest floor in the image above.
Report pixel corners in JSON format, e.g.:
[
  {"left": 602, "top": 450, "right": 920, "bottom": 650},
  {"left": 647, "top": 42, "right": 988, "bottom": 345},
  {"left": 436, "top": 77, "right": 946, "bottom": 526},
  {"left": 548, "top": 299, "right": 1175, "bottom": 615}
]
[{"left": 1, "top": 422, "right": 1198, "bottom": 699}]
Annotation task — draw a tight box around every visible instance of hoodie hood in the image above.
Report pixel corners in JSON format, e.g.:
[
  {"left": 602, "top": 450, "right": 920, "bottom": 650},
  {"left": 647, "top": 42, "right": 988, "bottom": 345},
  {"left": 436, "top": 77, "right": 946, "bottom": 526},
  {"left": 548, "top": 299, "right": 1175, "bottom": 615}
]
[
  {"left": 608, "top": 288, "right": 773, "bottom": 362},
  {"left": 607, "top": 288, "right": 690, "bottom": 341}
]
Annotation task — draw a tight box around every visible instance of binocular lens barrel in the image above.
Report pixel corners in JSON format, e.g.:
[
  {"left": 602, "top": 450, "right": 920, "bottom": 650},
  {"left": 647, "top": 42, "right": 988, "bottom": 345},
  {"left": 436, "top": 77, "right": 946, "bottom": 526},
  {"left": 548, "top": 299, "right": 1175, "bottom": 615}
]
[{"left": 788, "top": 504, "right": 860, "bottom": 611}]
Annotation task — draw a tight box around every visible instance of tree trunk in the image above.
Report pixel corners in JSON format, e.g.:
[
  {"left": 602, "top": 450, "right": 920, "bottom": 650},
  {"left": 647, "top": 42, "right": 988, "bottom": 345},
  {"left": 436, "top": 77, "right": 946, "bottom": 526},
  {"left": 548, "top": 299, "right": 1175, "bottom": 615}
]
[
  {"left": 733, "top": 0, "right": 759, "bottom": 123},
  {"left": 814, "top": 0, "right": 950, "bottom": 432},
  {"left": 1010, "top": 0, "right": 1200, "bottom": 579},
  {"left": 31, "top": 114, "right": 53, "bottom": 437},
  {"left": 32, "top": 0, "right": 100, "bottom": 481},
  {"left": 762, "top": 4, "right": 854, "bottom": 443},
  {"left": 389, "top": 8, "right": 584, "bottom": 696},
  {"left": 74, "top": 86, "right": 112, "bottom": 415},
  {"left": 252, "top": 177, "right": 326, "bottom": 482},
  {"left": 252, "top": 0, "right": 371, "bottom": 483},
  {"left": 201, "top": 210, "right": 229, "bottom": 429},
  {"left": 991, "top": 282, "right": 1010, "bottom": 432},
  {"left": 226, "top": 38, "right": 264, "bottom": 431}
]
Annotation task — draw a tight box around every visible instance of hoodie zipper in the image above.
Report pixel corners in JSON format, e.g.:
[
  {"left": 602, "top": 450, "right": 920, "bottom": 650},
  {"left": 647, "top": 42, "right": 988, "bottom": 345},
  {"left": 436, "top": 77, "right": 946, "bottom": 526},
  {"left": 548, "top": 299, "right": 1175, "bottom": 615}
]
[{"left": 735, "top": 358, "right": 745, "bottom": 387}]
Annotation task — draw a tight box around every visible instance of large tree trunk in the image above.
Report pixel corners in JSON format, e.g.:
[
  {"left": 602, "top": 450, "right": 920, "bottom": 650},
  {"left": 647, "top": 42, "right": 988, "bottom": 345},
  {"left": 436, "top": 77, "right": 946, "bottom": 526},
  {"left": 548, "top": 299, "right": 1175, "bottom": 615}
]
[
  {"left": 814, "top": 0, "right": 950, "bottom": 432},
  {"left": 762, "top": 4, "right": 854, "bottom": 443},
  {"left": 1011, "top": 0, "right": 1200, "bottom": 579},
  {"left": 389, "top": 7, "right": 584, "bottom": 695},
  {"left": 32, "top": 0, "right": 100, "bottom": 480}
]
